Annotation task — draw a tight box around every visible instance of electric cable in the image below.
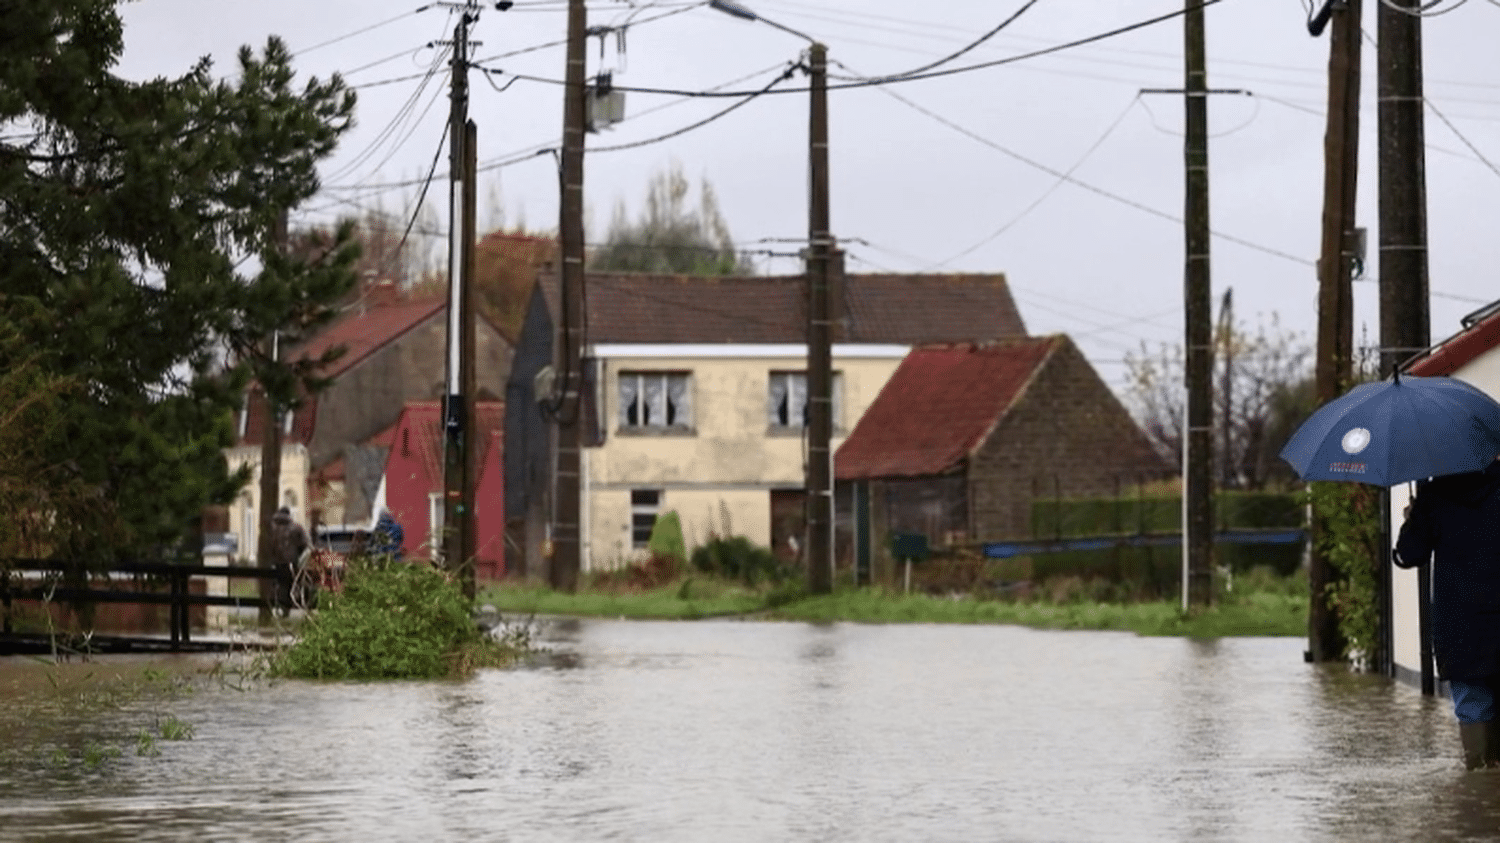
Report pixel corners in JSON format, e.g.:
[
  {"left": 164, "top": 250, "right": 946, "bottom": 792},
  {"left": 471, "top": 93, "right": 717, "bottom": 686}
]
[
  {"left": 870, "top": 82, "right": 1313, "bottom": 267},
  {"left": 292, "top": 6, "right": 434, "bottom": 58},
  {"left": 827, "top": 0, "right": 1043, "bottom": 83},
  {"left": 1425, "top": 96, "right": 1500, "bottom": 182},
  {"left": 495, "top": 0, "right": 1223, "bottom": 97},
  {"left": 922, "top": 92, "right": 1143, "bottom": 269}
]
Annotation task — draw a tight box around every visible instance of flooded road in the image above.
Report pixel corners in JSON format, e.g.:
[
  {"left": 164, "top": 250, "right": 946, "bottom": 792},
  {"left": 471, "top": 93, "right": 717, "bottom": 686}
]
[{"left": 1, "top": 618, "right": 1497, "bottom": 842}]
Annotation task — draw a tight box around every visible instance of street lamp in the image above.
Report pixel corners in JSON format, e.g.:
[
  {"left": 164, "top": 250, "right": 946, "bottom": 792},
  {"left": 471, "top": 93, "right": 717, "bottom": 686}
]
[{"left": 709, "top": 0, "right": 834, "bottom": 595}]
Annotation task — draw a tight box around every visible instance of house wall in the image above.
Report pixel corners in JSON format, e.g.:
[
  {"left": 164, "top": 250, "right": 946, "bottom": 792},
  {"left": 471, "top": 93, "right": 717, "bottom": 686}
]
[
  {"left": 582, "top": 347, "right": 906, "bottom": 570},
  {"left": 307, "top": 314, "right": 513, "bottom": 469},
  {"left": 223, "top": 444, "right": 311, "bottom": 564},
  {"left": 968, "top": 339, "right": 1168, "bottom": 540}
]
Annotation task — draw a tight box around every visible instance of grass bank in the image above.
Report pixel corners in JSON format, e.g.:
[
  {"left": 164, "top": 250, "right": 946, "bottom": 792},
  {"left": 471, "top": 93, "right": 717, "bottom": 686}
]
[{"left": 479, "top": 568, "right": 1308, "bottom": 638}]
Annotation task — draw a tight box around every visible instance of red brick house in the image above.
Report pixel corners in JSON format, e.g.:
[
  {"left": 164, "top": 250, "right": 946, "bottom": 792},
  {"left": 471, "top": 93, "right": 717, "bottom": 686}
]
[
  {"left": 835, "top": 336, "right": 1168, "bottom": 574},
  {"left": 379, "top": 401, "right": 506, "bottom": 580}
]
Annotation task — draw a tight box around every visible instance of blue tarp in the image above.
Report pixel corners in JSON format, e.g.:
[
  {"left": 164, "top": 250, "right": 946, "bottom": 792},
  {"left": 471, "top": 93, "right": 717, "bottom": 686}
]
[{"left": 982, "top": 529, "right": 1306, "bottom": 559}]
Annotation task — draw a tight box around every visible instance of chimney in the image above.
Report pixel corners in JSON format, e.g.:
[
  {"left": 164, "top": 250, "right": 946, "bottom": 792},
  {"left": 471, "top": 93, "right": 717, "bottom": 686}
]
[{"left": 363, "top": 278, "right": 400, "bottom": 311}]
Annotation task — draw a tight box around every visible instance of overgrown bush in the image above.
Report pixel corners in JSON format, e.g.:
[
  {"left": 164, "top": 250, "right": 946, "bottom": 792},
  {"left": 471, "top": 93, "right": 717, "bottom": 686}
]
[
  {"left": 272, "top": 558, "right": 515, "bottom": 680},
  {"left": 648, "top": 510, "right": 688, "bottom": 568},
  {"left": 691, "top": 535, "right": 784, "bottom": 585}
]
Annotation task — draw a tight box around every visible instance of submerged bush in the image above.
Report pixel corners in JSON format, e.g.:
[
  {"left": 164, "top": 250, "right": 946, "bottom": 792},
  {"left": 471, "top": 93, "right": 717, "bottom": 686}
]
[{"left": 273, "top": 559, "right": 515, "bottom": 680}]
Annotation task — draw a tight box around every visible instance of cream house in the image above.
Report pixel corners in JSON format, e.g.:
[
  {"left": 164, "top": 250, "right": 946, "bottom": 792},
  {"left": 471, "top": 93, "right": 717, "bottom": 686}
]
[
  {"left": 505, "top": 265, "right": 1031, "bottom": 575},
  {"left": 583, "top": 343, "right": 908, "bottom": 566}
]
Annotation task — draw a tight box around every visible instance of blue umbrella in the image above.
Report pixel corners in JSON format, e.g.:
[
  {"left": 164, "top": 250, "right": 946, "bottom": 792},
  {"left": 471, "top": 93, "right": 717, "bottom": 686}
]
[{"left": 1279, "top": 374, "right": 1500, "bottom": 486}]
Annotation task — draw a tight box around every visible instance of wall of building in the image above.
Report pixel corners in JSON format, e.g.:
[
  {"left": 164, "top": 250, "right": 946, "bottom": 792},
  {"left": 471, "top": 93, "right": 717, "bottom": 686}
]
[
  {"left": 968, "top": 339, "right": 1168, "bottom": 540},
  {"left": 582, "top": 348, "right": 905, "bottom": 570}
]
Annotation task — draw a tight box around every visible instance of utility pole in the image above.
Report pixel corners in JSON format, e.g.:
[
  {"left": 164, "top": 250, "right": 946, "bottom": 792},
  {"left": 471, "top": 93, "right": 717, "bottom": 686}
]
[
  {"left": 806, "top": 41, "right": 833, "bottom": 596},
  {"left": 256, "top": 210, "right": 289, "bottom": 625},
  {"left": 1183, "top": 0, "right": 1215, "bottom": 609},
  {"left": 441, "top": 3, "right": 479, "bottom": 593},
  {"left": 1308, "top": 0, "right": 1362, "bottom": 664},
  {"left": 552, "top": 0, "right": 587, "bottom": 592},
  {"left": 1378, "top": 0, "right": 1429, "bottom": 377},
  {"left": 1378, "top": 0, "right": 1432, "bottom": 693}
]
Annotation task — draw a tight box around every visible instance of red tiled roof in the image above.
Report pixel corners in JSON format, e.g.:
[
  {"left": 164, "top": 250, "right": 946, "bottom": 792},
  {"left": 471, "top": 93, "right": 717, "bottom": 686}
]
[
  {"left": 835, "top": 337, "right": 1061, "bottom": 480},
  {"left": 1408, "top": 301, "right": 1500, "bottom": 376},
  {"left": 538, "top": 271, "right": 1025, "bottom": 344}
]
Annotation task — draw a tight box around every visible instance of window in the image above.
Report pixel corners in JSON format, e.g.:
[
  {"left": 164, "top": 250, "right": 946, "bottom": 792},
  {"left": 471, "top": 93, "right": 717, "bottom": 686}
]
[
  {"left": 618, "top": 371, "right": 693, "bottom": 431},
  {"left": 768, "top": 371, "right": 843, "bottom": 430},
  {"left": 631, "top": 489, "right": 661, "bottom": 549}
]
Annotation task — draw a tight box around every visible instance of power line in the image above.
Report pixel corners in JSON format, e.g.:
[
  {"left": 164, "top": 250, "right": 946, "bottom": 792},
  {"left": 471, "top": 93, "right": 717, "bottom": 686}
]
[
  {"left": 924, "top": 92, "right": 1143, "bottom": 269},
  {"left": 826, "top": 0, "right": 1043, "bottom": 83},
  {"left": 496, "top": 1, "right": 1225, "bottom": 97},
  {"left": 292, "top": 6, "right": 434, "bottom": 57},
  {"left": 871, "top": 82, "right": 1313, "bottom": 267}
]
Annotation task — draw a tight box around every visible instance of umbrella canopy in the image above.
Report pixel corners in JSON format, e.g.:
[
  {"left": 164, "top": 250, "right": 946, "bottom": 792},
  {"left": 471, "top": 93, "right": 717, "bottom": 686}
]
[{"left": 1279, "top": 374, "right": 1500, "bottom": 486}]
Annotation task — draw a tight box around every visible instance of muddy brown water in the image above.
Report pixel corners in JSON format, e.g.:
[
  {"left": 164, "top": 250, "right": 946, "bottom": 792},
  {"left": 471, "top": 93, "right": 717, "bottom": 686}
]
[{"left": 1, "top": 618, "right": 1498, "bottom": 842}]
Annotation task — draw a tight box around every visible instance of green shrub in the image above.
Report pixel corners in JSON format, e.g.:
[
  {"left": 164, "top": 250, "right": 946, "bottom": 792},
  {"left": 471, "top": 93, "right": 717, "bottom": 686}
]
[
  {"left": 648, "top": 510, "right": 688, "bottom": 568},
  {"left": 272, "top": 559, "right": 505, "bottom": 680},
  {"left": 690, "top": 535, "right": 784, "bottom": 585}
]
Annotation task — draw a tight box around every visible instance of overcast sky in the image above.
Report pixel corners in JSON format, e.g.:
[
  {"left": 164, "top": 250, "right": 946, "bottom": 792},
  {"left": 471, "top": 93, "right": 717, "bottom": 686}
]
[{"left": 114, "top": 0, "right": 1500, "bottom": 393}]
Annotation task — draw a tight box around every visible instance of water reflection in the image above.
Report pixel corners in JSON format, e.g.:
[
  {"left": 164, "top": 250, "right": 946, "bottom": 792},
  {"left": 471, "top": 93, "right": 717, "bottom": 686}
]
[{"left": 4, "top": 620, "right": 1500, "bottom": 841}]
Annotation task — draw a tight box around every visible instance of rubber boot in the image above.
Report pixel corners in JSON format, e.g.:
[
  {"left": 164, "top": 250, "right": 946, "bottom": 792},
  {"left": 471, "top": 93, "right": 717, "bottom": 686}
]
[{"left": 1461, "top": 722, "right": 1492, "bottom": 770}]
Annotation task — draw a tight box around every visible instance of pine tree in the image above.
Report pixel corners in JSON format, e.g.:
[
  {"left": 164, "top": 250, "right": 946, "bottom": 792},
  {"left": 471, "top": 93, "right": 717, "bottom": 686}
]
[{"left": 0, "top": 1, "right": 359, "bottom": 560}]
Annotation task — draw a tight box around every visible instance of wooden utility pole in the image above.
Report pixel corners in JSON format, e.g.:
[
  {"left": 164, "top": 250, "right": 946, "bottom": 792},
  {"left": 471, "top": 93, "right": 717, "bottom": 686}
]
[
  {"left": 1377, "top": 0, "right": 1432, "bottom": 693},
  {"left": 1183, "top": 0, "right": 1214, "bottom": 608},
  {"left": 552, "top": 0, "right": 587, "bottom": 592},
  {"left": 256, "top": 209, "right": 289, "bottom": 625},
  {"left": 806, "top": 41, "right": 833, "bottom": 596},
  {"left": 1307, "top": 0, "right": 1362, "bottom": 664},
  {"left": 442, "top": 6, "right": 478, "bottom": 593}
]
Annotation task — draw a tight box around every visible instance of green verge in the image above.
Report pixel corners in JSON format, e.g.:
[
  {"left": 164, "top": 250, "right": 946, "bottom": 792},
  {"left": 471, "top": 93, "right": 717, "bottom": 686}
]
[{"left": 480, "top": 568, "right": 1308, "bottom": 638}]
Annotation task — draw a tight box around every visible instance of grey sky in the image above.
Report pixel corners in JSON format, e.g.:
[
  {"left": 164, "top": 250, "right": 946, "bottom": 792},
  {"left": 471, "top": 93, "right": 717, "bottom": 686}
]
[{"left": 114, "top": 0, "right": 1500, "bottom": 392}]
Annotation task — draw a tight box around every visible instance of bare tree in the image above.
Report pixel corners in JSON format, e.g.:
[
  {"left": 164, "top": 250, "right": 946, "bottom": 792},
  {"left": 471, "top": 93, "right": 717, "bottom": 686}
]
[{"left": 1124, "top": 308, "right": 1314, "bottom": 491}]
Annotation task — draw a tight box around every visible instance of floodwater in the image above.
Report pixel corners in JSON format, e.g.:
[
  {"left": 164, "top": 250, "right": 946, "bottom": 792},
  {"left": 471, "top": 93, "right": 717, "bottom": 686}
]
[{"left": 1, "top": 618, "right": 1498, "bottom": 842}]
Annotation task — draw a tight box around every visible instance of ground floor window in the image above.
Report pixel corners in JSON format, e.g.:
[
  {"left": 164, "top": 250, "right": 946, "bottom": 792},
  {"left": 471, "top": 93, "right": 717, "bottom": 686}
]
[{"left": 631, "top": 489, "right": 661, "bottom": 549}]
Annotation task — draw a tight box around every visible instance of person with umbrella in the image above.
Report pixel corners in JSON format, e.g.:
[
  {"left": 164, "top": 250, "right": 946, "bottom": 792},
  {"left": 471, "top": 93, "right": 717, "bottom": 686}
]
[
  {"left": 1281, "top": 373, "right": 1500, "bottom": 770},
  {"left": 1394, "top": 457, "right": 1500, "bottom": 770}
]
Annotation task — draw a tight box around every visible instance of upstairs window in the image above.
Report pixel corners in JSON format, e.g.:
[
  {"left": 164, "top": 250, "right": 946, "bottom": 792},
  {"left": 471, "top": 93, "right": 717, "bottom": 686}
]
[
  {"left": 768, "top": 371, "right": 843, "bottom": 430},
  {"left": 619, "top": 371, "right": 693, "bottom": 431}
]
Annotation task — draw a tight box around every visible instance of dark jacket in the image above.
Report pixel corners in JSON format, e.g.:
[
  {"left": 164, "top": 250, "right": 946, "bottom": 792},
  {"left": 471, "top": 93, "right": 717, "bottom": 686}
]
[{"left": 1395, "top": 460, "right": 1500, "bottom": 681}]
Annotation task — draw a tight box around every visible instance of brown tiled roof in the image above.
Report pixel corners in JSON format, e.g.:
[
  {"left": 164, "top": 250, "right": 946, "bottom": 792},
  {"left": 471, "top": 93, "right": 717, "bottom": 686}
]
[
  {"left": 538, "top": 271, "right": 1025, "bottom": 344},
  {"left": 835, "top": 337, "right": 1062, "bottom": 480},
  {"left": 1408, "top": 300, "right": 1500, "bottom": 377},
  {"left": 238, "top": 296, "right": 444, "bottom": 448},
  {"left": 291, "top": 295, "right": 445, "bottom": 378}
]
